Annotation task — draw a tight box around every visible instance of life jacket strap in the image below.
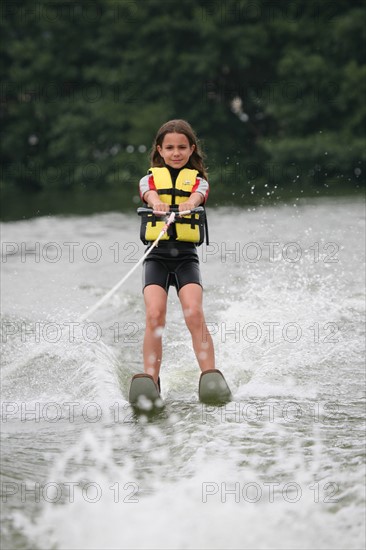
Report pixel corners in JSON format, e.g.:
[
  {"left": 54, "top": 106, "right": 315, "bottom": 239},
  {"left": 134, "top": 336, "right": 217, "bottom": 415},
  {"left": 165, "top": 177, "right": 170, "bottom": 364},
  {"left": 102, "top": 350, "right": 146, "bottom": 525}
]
[
  {"left": 177, "top": 215, "right": 201, "bottom": 230},
  {"left": 157, "top": 188, "right": 191, "bottom": 198}
]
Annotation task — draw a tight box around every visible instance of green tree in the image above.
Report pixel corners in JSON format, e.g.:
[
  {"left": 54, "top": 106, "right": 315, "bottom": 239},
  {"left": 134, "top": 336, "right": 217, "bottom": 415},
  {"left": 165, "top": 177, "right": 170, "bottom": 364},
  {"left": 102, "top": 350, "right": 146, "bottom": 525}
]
[{"left": 1, "top": 0, "right": 364, "bottom": 213}]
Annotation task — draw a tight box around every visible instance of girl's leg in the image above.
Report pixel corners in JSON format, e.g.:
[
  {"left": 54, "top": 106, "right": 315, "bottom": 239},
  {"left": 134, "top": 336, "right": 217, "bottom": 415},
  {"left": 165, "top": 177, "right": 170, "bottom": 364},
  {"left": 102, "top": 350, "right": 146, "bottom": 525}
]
[
  {"left": 143, "top": 284, "right": 168, "bottom": 383},
  {"left": 178, "top": 283, "right": 215, "bottom": 372}
]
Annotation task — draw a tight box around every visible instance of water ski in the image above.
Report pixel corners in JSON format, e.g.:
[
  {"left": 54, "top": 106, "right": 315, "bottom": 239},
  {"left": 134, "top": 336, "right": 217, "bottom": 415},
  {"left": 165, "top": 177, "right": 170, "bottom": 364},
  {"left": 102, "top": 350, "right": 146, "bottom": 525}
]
[
  {"left": 128, "top": 374, "right": 164, "bottom": 412},
  {"left": 199, "top": 369, "right": 232, "bottom": 405}
]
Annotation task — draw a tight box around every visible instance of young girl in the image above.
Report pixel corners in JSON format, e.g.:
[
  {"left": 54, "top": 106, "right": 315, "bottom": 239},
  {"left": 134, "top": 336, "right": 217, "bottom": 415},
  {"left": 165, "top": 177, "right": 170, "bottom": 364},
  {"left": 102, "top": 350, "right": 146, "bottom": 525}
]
[{"left": 137, "top": 119, "right": 215, "bottom": 393}]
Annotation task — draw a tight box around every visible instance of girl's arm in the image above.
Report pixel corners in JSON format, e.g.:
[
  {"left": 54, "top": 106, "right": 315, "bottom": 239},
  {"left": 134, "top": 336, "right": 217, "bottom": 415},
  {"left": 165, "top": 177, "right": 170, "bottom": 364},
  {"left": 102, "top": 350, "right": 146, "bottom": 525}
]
[
  {"left": 178, "top": 192, "right": 204, "bottom": 212},
  {"left": 143, "top": 190, "right": 170, "bottom": 212}
]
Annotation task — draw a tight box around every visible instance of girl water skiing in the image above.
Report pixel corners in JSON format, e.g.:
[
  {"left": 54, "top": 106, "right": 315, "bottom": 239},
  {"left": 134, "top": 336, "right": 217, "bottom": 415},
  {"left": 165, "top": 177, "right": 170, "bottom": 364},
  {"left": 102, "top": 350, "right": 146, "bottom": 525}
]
[{"left": 129, "top": 119, "right": 231, "bottom": 406}]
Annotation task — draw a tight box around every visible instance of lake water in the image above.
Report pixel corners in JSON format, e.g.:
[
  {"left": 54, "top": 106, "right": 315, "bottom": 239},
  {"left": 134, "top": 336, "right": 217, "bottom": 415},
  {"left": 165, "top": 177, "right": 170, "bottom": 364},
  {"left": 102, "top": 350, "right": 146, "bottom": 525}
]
[{"left": 1, "top": 197, "right": 365, "bottom": 549}]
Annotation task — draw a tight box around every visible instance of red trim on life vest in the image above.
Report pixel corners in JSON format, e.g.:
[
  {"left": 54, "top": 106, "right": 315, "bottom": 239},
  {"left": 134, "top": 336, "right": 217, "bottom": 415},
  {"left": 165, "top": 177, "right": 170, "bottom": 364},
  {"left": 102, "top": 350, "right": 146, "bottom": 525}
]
[
  {"left": 148, "top": 174, "right": 156, "bottom": 191},
  {"left": 192, "top": 177, "right": 209, "bottom": 202},
  {"left": 139, "top": 174, "right": 157, "bottom": 200}
]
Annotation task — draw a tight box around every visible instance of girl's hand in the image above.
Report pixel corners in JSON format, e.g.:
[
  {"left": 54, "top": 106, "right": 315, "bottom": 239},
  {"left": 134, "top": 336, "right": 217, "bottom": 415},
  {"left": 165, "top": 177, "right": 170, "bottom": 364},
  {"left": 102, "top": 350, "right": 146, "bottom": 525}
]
[
  {"left": 152, "top": 201, "right": 170, "bottom": 213},
  {"left": 178, "top": 201, "right": 196, "bottom": 212},
  {"left": 178, "top": 193, "right": 203, "bottom": 212}
]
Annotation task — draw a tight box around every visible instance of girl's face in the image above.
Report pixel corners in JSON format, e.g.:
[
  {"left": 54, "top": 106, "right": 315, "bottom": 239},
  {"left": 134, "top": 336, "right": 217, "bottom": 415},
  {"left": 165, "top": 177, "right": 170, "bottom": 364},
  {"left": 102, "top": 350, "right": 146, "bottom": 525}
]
[{"left": 157, "top": 132, "right": 195, "bottom": 169}]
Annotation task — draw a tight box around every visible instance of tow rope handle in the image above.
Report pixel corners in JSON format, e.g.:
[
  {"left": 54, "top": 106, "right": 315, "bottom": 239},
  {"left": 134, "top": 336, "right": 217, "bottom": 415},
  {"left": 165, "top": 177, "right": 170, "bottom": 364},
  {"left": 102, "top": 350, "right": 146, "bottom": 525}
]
[{"left": 137, "top": 206, "right": 204, "bottom": 217}]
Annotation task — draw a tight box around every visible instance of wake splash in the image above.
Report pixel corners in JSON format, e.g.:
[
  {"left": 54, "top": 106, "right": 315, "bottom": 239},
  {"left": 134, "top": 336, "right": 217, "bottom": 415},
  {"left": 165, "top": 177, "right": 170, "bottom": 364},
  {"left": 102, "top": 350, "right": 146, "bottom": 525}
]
[
  {"left": 12, "top": 423, "right": 365, "bottom": 550},
  {"left": 1, "top": 319, "right": 126, "bottom": 425}
]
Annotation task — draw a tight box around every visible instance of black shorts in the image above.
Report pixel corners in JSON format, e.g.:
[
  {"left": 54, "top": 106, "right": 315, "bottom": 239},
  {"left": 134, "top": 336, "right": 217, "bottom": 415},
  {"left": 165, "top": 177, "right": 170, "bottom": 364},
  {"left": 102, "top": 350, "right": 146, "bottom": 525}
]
[{"left": 142, "top": 242, "right": 202, "bottom": 293}]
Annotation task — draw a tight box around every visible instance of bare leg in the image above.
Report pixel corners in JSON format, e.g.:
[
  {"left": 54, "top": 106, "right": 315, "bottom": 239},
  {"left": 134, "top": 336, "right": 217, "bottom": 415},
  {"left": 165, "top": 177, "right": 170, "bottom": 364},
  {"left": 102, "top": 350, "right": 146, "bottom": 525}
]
[
  {"left": 143, "top": 285, "right": 168, "bottom": 383},
  {"left": 178, "top": 283, "right": 215, "bottom": 372}
]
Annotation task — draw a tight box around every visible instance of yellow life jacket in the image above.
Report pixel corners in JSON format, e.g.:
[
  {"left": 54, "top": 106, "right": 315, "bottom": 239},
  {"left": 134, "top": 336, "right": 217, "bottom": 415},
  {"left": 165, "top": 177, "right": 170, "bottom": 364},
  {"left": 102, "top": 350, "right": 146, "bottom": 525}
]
[{"left": 140, "top": 167, "right": 206, "bottom": 245}]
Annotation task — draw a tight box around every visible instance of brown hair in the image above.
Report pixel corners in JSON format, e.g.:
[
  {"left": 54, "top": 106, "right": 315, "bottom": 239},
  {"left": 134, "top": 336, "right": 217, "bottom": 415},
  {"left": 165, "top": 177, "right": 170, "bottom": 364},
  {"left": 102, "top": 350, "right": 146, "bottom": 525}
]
[{"left": 150, "top": 119, "right": 208, "bottom": 180}]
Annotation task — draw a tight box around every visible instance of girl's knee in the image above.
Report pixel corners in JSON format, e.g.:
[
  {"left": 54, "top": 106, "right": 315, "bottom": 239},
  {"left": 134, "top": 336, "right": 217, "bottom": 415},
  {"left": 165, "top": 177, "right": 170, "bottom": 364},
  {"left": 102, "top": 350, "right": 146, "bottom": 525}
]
[
  {"left": 182, "top": 305, "right": 204, "bottom": 332},
  {"left": 146, "top": 307, "right": 166, "bottom": 330}
]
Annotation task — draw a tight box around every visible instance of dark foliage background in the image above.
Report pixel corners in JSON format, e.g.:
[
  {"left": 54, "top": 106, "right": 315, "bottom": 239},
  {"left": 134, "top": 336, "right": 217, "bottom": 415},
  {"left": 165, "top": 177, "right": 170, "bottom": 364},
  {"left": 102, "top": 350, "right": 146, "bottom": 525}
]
[{"left": 1, "top": 0, "right": 365, "bottom": 217}]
